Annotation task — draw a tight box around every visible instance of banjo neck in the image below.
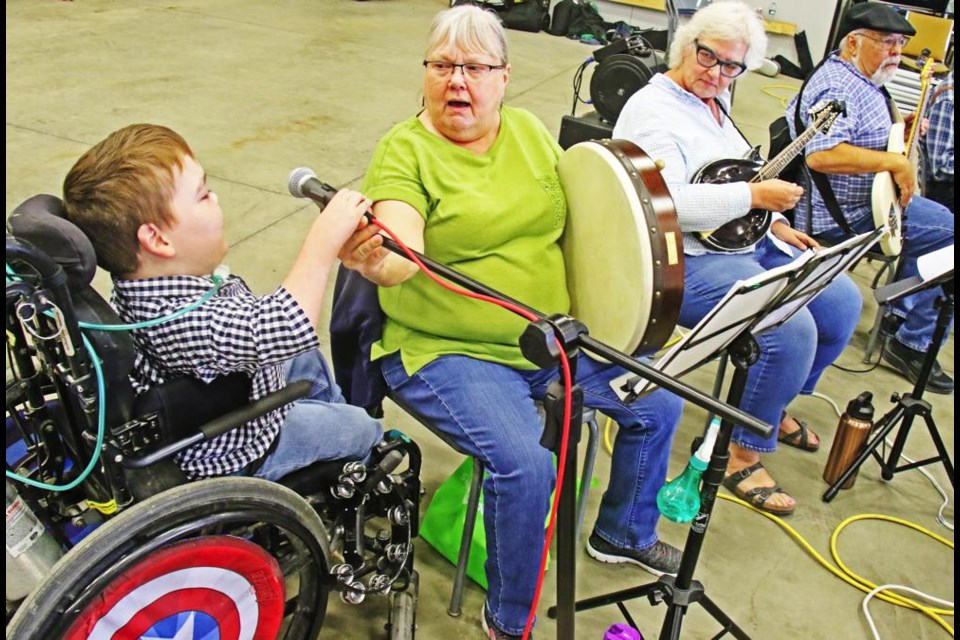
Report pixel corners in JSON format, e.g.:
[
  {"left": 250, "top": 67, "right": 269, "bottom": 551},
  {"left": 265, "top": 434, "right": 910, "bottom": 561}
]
[{"left": 903, "top": 55, "right": 937, "bottom": 166}]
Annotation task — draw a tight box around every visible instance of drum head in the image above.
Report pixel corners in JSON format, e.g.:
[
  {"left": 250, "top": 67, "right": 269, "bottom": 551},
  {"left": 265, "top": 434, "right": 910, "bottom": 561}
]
[{"left": 558, "top": 140, "right": 683, "bottom": 355}]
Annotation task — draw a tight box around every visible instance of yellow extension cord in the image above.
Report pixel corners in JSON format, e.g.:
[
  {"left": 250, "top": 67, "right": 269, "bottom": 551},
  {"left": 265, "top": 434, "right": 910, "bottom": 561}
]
[
  {"left": 601, "top": 417, "right": 954, "bottom": 635},
  {"left": 761, "top": 84, "right": 801, "bottom": 109}
]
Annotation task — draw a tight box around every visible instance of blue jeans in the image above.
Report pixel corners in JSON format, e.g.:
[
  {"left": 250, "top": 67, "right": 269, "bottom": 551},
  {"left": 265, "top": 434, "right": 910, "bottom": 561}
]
[
  {"left": 254, "top": 349, "right": 383, "bottom": 482},
  {"left": 381, "top": 352, "right": 682, "bottom": 635},
  {"left": 679, "top": 238, "right": 861, "bottom": 453},
  {"left": 817, "top": 196, "right": 954, "bottom": 351}
]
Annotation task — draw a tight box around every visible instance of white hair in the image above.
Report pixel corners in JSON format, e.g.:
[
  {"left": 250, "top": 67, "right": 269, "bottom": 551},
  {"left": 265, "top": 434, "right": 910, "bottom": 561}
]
[
  {"left": 668, "top": 0, "right": 768, "bottom": 71},
  {"left": 425, "top": 4, "right": 508, "bottom": 64}
]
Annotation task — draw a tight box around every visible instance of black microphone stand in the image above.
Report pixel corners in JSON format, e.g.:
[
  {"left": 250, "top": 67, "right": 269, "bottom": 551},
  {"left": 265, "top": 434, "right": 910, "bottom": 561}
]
[
  {"left": 824, "top": 277, "right": 954, "bottom": 501},
  {"left": 373, "top": 236, "right": 772, "bottom": 640},
  {"left": 547, "top": 332, "right": 760, "bottom": 640}
]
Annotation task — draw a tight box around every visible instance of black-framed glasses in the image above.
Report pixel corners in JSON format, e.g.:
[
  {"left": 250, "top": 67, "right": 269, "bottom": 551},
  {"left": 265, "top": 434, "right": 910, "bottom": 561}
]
[
  {"left": 855, "top": 32, "right": 910, "bottom": 51},
  {"left": 422, "top": 60, "right": 506, "bottom": 80},
  {"left": 693, "top": 40, "right": 747, "bottom": 78}
]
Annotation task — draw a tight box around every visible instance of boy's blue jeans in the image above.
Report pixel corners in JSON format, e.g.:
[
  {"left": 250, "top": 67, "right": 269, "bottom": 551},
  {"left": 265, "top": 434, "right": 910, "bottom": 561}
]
[
  {"left": 254, "top": 349, "right": 383, "bottom": 482},
  {"left": 381, "top": 351, "right": 682, "bottom": 636}
]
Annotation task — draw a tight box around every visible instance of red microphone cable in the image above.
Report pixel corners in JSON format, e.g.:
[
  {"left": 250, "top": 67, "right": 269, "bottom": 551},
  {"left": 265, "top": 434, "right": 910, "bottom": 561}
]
[{"left": 369, "top": 218, "right": 571, "bottom": 640}]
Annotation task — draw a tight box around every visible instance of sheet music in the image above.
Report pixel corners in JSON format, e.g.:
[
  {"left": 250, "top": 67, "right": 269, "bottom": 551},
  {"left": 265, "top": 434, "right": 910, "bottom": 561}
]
[
  {"left": 918, "top": 245, "right": 954, "bottom": 282},
  {"left": 613, "top": 264, "right": 791, "bottom": 399},
  {"left": 611, "top": 229, "right": 883, "bottom": 400},
  {"left": 753, "top": 230, "right": 881, "bottom": 333}
]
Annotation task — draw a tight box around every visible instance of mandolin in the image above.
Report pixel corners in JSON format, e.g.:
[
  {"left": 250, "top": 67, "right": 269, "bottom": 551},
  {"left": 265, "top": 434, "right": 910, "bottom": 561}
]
[
  {"left": 871, "top": 51, "right": 937, "bottom": 257},
  {"left": 694, "top": 99, "right": 846, "bottom": 252}
]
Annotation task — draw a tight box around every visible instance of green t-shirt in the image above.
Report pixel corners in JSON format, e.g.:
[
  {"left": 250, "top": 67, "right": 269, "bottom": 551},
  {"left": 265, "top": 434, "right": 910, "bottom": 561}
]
[{"left": 362, "top": 107, "right": 570, "bottom": 375}]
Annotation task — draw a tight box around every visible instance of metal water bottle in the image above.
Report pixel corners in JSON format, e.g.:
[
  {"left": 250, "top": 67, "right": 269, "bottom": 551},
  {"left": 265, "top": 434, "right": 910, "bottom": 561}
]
[
  {"left": 823, "top": 392, "right": 875, "bottom": 489},
  {"left": 6, "top": 479, "right": 63, "bottom": 601}
]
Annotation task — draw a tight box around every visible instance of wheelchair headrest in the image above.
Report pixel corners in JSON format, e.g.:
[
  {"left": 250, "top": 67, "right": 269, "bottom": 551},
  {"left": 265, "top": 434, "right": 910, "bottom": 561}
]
[{"left": 9, "top": 194, "right": 98, "bottom": 289}]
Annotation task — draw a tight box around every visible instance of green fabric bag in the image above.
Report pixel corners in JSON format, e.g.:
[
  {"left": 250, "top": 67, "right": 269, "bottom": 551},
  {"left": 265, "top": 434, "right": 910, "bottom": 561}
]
[
  {"left": 419, "top": 457, "right": 490, "bottom": 589},
  {"left": 419, "top": 456, "right": 589, "bottom": 590}
]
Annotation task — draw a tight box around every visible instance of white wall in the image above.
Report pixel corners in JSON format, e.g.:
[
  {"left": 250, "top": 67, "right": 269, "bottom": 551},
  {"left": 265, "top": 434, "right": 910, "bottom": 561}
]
[{"left": 587, "top": 0, "right": 842, "bottom": 65}]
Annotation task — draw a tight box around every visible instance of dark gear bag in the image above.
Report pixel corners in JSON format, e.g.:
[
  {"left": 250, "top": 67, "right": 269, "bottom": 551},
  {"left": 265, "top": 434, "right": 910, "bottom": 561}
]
[
  {"left": 501, "top": 0, "right": 550, "bottom": 33},
  {"left": 549, "top": 0, "right": 575, "bottom": 36},
  {"left": 768, "top": 116, "right": 804, "bottom": 185},
  {"left": 566, "top": 0, "right": 608, "bottom": 44}
]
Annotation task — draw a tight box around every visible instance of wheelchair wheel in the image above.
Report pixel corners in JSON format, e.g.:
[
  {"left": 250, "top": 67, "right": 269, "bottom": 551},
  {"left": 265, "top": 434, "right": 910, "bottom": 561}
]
[
  {"left": 386, "top": 570, "right": 418, "bottom": 640},
  {"left": 7, "top": 477, "right": 330, "bottom": 640}
]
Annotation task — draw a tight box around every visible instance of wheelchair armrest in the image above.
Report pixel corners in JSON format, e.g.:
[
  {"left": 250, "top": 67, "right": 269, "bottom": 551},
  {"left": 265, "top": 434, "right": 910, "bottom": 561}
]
[
  {"left": 121, "top": 379, "right": 312, "bottom": 469},
  {"left": 133, "top": 373, "right": 252, "bottom": 444}
]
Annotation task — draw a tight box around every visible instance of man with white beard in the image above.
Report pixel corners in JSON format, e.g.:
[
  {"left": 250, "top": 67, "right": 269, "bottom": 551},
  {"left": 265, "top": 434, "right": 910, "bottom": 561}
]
[{"left": 786, "top": 2, "right": 955, "bottom": 394}]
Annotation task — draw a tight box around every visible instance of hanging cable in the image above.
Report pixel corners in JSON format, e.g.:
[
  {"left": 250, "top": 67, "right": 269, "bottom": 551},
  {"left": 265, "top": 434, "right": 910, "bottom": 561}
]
[{"left": 367, "top": 219, "right": 571, "bottom": 640}]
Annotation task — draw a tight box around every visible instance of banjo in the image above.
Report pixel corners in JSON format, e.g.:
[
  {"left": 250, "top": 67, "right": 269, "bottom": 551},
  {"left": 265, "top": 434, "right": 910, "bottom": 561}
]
[
  {"left": 871, "top": 52, "right": 937, "bottom": 257},
  {"left": 694, "top": 99, "right": 846, "bottom": 252}
]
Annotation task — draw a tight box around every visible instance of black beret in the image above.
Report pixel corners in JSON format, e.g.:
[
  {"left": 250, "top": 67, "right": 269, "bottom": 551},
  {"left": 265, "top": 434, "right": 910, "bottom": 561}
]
[{"left": 840, "top": 3, "right": 916, "bottom": 37}]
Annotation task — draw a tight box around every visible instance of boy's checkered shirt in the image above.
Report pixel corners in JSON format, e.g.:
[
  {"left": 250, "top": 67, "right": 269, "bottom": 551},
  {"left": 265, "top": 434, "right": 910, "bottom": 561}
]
[{"left": 111, "top": 274, "right": 318, "bottom": 479}]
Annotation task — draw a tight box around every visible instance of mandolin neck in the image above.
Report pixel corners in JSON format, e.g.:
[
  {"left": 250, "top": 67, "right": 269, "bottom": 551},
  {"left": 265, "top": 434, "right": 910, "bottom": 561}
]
[{"left": 752, "top": 119, "right": 823, "bottom": 183}]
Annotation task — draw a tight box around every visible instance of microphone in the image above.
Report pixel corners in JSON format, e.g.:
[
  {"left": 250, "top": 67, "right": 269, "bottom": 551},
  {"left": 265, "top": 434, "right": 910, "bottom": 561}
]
[{"left": 287, "top": 167, "right": 338, "bottom": 208}]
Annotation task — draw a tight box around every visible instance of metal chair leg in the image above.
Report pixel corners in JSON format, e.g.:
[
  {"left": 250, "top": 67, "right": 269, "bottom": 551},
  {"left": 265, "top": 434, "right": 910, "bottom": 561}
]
[
  {"left": 448, "top": 456, "right": 483, "bottom": 617},
  {"left": 863, "top": 308, "right": 888, "bottom": 363},
  {"left": 862, "top": 256, "right": 900, "bottom": 363},
  {"left": 576, "top": 410, "right": 600, "bottom": 547}
]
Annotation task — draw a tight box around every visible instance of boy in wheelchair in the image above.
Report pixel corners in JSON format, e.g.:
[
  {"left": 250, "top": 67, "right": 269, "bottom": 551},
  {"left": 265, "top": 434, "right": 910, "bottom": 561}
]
[
  {"left": 6, "top": 124, "right": 421, "bottom": 638},
  {"left": 62, "top": 123, "right": 383, "bottom": 481}
]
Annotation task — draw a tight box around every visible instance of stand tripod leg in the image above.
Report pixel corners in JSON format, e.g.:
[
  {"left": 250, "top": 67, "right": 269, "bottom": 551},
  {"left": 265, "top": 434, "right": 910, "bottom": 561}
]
[
  {"left": 697, "top": 594, "right": 752, "bottom": 640},
  {"left": 883, "top": 410, "right": 955, "bottom": 485},
  {"left": 881, "top": 407, "right": 918, "bottom": 481},
  {"left": 559, "top": 336, "right": 764, "bottom": 640}
]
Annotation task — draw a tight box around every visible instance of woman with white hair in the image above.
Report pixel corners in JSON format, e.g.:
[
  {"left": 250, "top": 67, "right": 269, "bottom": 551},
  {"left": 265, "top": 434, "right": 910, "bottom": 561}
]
[
  {"left": 614, "top": 0, "right": 862, "bottom": 516},
  {"left": 341, "top": 5, "right": 683, "bottom": 639}
]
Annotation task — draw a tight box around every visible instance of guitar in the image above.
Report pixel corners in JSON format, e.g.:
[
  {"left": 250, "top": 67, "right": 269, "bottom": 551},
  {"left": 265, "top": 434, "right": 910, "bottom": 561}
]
[
  {"left": 694, "top": 100, "right": 846, "bottom": 252},
  {"left": 871, "top": 51, "right": 937, "bottom": 257}
]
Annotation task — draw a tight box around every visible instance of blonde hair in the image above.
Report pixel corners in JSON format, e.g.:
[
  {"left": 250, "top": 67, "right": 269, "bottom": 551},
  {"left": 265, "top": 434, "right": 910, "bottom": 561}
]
[
  {"left": 425, "top": 4, "right": 508, "bottom": 64},
  {"left": 668, "top": 0, "right": 768, "bottom": 71}
]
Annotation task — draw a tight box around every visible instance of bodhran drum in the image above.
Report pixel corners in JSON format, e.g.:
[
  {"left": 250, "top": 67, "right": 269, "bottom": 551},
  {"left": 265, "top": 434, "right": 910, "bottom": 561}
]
[{"left": 557, "top": 139, "right": 684, "bottom": 356}]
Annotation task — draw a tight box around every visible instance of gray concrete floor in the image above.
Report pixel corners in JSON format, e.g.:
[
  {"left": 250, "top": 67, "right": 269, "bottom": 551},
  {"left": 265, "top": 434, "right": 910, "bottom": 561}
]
[{"left": 6, "top": 1, "right": 954, "bottom": 638}]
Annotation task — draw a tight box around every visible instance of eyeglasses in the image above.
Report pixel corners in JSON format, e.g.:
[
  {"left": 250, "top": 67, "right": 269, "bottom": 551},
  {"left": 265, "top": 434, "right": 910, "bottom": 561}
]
[
  {"left": 423, "top": 60, "right": 506, "bottom": 80},
  {"left": 693, "top": 40, "right": 747, "bottom": 78},
  {"left": 855, "top": 32, "right": 910, "bottom": 51}
]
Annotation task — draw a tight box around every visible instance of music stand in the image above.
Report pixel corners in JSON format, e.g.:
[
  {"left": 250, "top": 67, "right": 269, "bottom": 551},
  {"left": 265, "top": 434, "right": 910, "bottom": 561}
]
[
  {"left": 557, "top": 229, "right": 883, "bottom": 640},
  {"left": 823, "top": 245, "right": 954, "bottom": 502}
]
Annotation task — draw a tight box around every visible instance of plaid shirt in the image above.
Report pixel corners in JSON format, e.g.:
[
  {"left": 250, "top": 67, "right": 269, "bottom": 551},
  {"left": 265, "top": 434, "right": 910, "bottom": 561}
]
[
  {"left": 924, "top": 71, "right": 954, "bottom": 182},
  {"left": 786, "top": 54, "right": 893, "bottom": 234},
  {"left": 111, "top": 274, "right": 318, "bottom": 479}
]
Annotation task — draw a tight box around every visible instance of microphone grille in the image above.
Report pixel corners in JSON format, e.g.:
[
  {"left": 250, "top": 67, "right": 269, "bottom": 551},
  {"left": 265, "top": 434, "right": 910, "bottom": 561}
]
[{"left": 287, "top": 167, "right": 317, "bottom": 198}]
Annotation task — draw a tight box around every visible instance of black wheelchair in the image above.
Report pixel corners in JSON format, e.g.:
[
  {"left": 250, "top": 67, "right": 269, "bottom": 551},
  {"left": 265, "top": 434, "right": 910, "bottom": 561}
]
[{"left": 5, "top": 195, "right": 421, "bottom": 639}]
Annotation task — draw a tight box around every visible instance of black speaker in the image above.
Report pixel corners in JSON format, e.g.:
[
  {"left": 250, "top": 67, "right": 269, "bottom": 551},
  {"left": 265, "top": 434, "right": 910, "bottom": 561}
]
[
  {"left": 558, "top": 111, "right": 614, "bottom": 150},
  {"left": 589, "top": 53, "right": 664, "bottom": 124}
]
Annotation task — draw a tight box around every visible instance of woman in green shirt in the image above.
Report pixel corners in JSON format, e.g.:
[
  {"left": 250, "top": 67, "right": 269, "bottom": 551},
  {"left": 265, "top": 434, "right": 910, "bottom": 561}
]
[{"left": 341, "top": 6, "right": 683, "bottom": 638}]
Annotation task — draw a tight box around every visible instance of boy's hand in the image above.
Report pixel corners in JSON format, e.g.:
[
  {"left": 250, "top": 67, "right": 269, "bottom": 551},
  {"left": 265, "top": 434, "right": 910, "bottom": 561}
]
[{"left": 313, "top": 188, "right": 372, "bottom": 250}]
